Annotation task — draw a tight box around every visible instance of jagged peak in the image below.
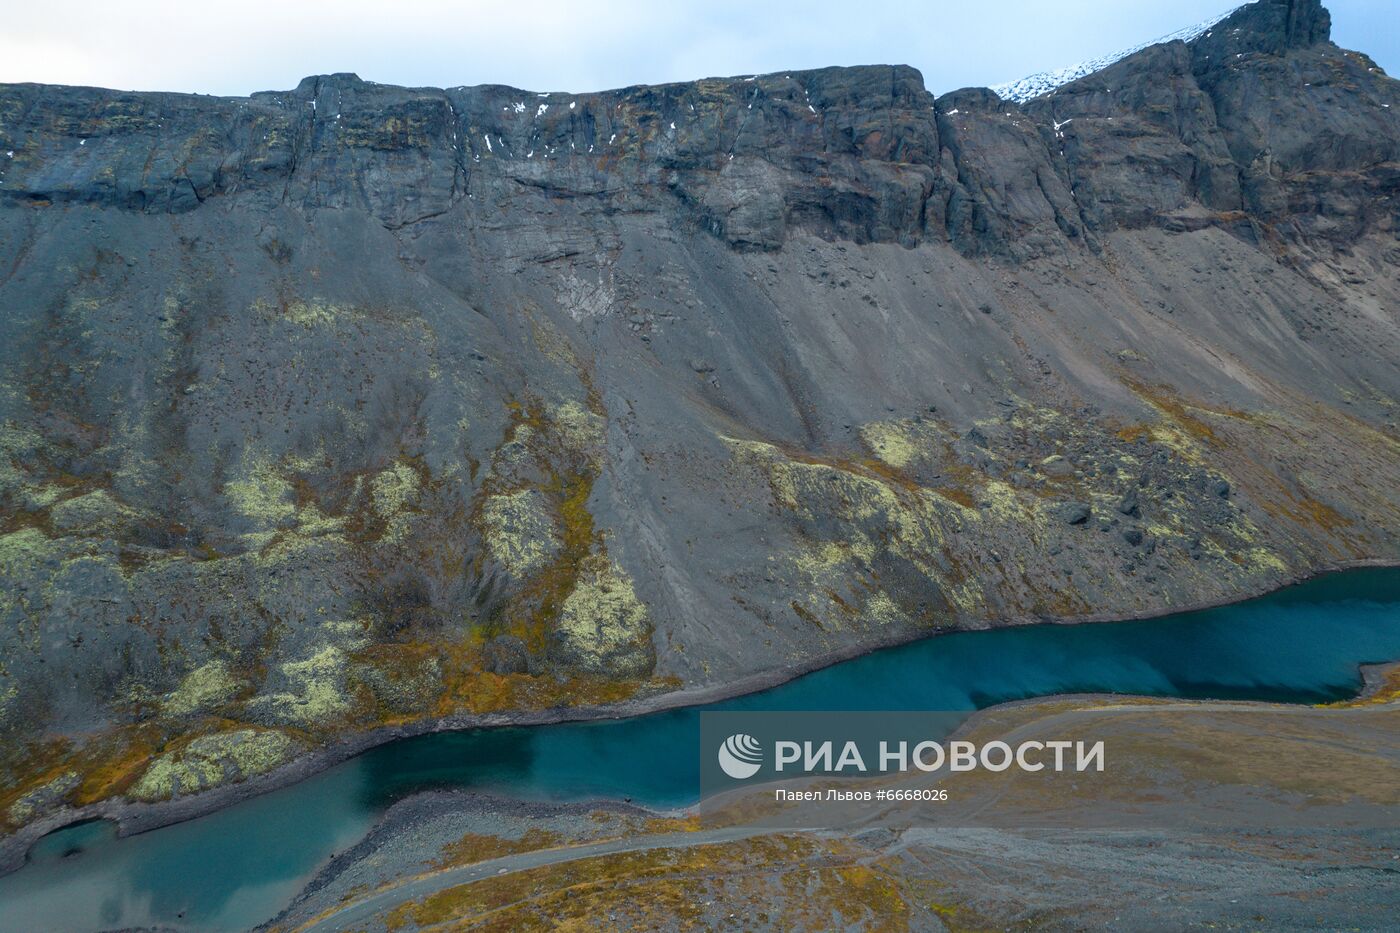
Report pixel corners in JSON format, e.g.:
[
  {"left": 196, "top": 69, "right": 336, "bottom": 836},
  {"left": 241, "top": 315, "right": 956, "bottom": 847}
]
[{"left": 990, "top": 0, "right": 1330, "bottom": 103}]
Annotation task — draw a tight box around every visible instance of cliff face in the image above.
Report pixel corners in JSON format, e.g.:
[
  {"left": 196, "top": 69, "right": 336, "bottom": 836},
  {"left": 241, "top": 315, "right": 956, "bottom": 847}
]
[{"left": 0, "top": 0, "right": 1398, "bottom": 827}]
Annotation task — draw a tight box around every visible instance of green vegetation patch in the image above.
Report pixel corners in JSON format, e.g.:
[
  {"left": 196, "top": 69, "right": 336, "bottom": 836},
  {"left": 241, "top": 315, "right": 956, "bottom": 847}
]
[
  {"left": 128, "top": 729, "right": 297, "bottom": 802},
  {"left": 551, "top": 559, "right": 654, "bottom": 678}
]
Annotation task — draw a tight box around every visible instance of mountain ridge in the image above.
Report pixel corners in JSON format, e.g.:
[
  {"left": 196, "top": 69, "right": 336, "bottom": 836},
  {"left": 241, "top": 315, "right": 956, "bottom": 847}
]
[
  {"left": 0, "top": 0, "right": 1397, "bottom": 842},
  {"left": 992, "top": 0, "right": 1259, "bottom": 102}
]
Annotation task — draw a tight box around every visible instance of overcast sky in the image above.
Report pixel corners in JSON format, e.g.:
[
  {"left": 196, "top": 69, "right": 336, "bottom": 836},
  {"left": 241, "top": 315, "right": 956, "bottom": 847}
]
[{"left": 1, "top": 1, "right": 1394, "bottom": 98}]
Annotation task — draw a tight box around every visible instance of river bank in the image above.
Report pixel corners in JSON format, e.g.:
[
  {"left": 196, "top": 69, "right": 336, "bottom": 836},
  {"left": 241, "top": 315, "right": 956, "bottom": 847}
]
[
  {"left": 2, "top": 560, "right": 1398, "bottom": 931},
  {"left": 2, "top": 556, "right": 1397, "bottom": 878},
  {"left": 266, "top": 689, "right": 1400, "bottom": 932}
]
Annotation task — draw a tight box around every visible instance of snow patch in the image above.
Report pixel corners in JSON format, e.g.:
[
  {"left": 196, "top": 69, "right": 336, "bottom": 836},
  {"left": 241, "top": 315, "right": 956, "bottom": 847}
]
[{"left": 991, "top": 2, "right": 1257, "bottom": 104}]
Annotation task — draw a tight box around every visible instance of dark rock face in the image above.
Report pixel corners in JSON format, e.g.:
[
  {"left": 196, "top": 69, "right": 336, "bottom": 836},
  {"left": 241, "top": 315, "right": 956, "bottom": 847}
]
[
  {"left": 0, "top": 0, "right": 1397, "bottom": 822},
  {"left": 0, "top": 64, "right": 942, "bottom": 247},
  {"left": 1024, "top": 0, "right": 1397, "bottom": 245}
]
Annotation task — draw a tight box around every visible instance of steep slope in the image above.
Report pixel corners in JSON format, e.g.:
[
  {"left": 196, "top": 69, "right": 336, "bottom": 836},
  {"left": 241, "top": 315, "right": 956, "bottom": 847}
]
[{"left": 0, "top": 0, "right": 1397, "bottom": 837}]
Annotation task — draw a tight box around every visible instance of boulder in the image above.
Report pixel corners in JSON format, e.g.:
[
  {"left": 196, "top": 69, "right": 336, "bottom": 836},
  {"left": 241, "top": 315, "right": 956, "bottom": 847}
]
[{"left": 1058, "top": 502, "right": 1092, "bottom": 525}]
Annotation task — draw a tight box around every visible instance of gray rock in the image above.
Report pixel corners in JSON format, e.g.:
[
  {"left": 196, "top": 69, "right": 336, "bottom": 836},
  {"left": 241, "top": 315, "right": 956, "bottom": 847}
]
[{"left": 1058, "top": 503, "right": 1093, "bottom": 525}]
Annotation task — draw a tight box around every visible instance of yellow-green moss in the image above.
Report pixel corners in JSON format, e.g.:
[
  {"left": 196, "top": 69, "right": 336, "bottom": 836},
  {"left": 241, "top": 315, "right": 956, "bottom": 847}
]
[
  {"left": 724, "top": 434, "right": 975, "bottom": 618},
  {"left": 6, "top": 771, "right": 79, "bottom": 824},
  {"left": 161, "top": 660, "right": 242, "bottom": 716},
  {"left": 551, "top": 400, "right": 606, "bottom": 457},
  {"left": 0, "top": 528, "right": 67, "bottom": 621},
  {"left": 370, "top": 461, "right": 421, "bottom": 518},
  {"left": 224, "top": 454, "right": 296, "bottom": 532},
  {"left": 859, "top": 421, "right": 920, "bottom": 470},
  {"left": 0, "top": 422, "right": 55, "bottom": 507},
  {"left": 553, "top": 559, "right": 653, "bottom": 677},
  {"left": 256, "top": 298, "right": 352, "bottom": 329},
  {"left": 49, "top": 490, "right": 144, "bottom": 535},
  {"left": 793, "top": 539, "right": 877, "bottom": 586},
  {"left": 364, "top": 460, "right": 424, "bottom": 545},
  {"left": 128, "top": 729, "right": 296, "bottom": 802},
  {"left": 863, "top": 592, "right": 905, "bottom": 625},
  {"left": 981, "top": 480, "right": 1033, "bottom": 525},
  {"left": 247, "top": 646, "right": 351, "bottom": 726},
  {"left": 482, "top": 489, "right": 561, "bottom": 577},
  {"left": 727, "top": 436, "right": 954, "bottom": 568},
  {"left": 0, "top": 527, "right": 60, "bottom": 568}
]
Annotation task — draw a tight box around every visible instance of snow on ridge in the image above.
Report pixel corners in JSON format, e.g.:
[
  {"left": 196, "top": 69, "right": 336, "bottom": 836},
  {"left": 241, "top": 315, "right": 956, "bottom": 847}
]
[{"left": 990, "top": 1, "right": 1256, "bottom": 104}]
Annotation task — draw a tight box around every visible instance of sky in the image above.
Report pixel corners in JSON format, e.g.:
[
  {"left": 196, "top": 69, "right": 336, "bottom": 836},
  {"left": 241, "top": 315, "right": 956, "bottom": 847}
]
[{"left": 0, "top": 1, "right": 1395, "bottom": 98}]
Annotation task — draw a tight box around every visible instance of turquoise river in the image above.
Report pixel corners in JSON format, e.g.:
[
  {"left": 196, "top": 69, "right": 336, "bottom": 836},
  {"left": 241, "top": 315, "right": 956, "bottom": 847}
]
[{"left": 1, "top": 568, "right": 1398, "bottom": 931}]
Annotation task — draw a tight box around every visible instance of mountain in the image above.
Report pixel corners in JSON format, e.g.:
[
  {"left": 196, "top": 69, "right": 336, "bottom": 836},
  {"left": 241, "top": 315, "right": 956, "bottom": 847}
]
[
  {"left": 991, "top": 1, "right": 1261, "bottom": 102},
  {"left": 0, "top": 0, "right": 1397, "bottom": 839}
]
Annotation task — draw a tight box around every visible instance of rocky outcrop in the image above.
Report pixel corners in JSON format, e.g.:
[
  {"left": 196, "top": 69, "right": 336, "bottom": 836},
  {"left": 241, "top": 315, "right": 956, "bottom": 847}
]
[
  {"left": 0, "top": 0, "right": 1397, "bottom": 828},
  {"left": 1024, "top": 0, "right": 1397, "bottom": 244}
]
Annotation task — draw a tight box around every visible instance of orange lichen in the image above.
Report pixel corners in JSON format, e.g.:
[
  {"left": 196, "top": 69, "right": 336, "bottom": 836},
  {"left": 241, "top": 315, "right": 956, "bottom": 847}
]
[
  {"left": 1329, "top": 665, "right": 1400, "bottom": 708},
  {"left": 381, "top": 835, "right": 890, "bottom": 931},
  {"left": 434, "top": 827, "right": 564, "bottom": 870}
]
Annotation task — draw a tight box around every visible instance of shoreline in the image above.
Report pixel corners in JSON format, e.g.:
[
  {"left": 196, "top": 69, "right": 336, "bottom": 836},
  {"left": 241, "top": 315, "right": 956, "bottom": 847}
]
[{"left": 2, "top": 554, "right": 1397, "bottom": 876}]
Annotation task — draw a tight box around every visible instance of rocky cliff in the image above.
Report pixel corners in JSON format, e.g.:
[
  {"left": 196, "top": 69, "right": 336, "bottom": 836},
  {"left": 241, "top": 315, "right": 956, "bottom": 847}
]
[{"left": 1, "top": 0, "right": 1397, "bottom": 831}]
